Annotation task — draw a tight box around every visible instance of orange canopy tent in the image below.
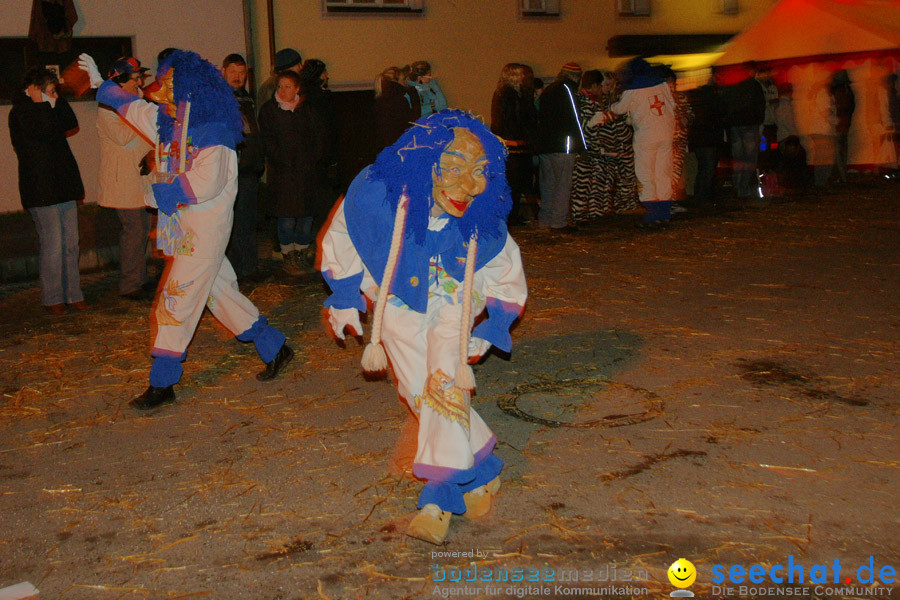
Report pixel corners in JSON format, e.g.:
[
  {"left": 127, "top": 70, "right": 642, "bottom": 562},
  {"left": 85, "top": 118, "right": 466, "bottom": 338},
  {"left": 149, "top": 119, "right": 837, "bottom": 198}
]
[{"left": 715, "top": 0, "right": 900, "bottom": 69}]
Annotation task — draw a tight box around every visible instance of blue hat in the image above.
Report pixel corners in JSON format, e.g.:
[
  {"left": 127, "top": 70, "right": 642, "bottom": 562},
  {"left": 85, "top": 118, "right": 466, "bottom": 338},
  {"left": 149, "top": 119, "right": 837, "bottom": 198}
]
[
  {"left": 108, "top": 56, "right": 149, "bottom": 79},
  {"left": 274, "top": 48, "right": 302, "bottom": 71}
]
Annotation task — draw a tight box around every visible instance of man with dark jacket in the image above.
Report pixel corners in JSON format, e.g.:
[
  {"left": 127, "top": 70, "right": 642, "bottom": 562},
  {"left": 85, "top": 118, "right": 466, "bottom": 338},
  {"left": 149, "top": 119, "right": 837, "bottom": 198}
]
[
  {"left": 688, "top": 77, "right": 724, "bottom": 205},
  {"left": 223, "top": 53, "right": 265, "bottom": 281},
  {"left": 724, "top": 63, "right": 766, "bottom": 199},
  {"left": 536, "top": 62, "right": 586, "bottom": 229},
  {"left": 9, "top": 67, "right": 86, "bottom": 314}
]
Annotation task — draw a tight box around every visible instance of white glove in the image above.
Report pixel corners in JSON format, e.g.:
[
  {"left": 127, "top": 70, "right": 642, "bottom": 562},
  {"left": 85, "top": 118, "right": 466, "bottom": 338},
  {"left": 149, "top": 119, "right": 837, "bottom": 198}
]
[
  {"left": 328, "top": 307, "right": 362, "bottom": 340},
  {"left": 467, "top": 337, "right": 491, "bottom": 360},
  {"left": 78, "top": 53, "right": 104, "bottom": 89}
]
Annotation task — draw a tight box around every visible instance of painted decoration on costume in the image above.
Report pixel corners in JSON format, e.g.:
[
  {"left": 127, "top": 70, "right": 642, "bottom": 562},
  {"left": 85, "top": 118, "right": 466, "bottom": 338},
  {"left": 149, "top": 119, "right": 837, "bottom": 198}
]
[
  {"left": 424, "top": 369, "right": 470, "bottom": 432},
  {"left": 157, "top": 212, "right": 185, "bottom": 257},
  {"left": 176, "top": 230, "right": 196, "bottom": 256},
  {"left": 156, "top": 279, "right": 193, "bottom": 326}
]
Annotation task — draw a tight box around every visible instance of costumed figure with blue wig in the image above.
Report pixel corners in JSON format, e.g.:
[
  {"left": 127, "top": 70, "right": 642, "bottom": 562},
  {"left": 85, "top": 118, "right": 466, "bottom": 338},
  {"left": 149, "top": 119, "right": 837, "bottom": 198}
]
[
  {"left": 83, "top": 51, "right": 294, "bottom": 410},
  {"left": 589, "top": 57, "right": 675, "bottom": 227},
  {"left": 319, "top": 110, "right": 528, "bottom": 544}
]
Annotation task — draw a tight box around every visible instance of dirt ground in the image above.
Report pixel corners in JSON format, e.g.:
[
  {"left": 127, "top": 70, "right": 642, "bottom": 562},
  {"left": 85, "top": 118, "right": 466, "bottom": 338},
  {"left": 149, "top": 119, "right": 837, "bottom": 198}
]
[{"left": 1, "top": 180, "right": 898, "bottom": 600}]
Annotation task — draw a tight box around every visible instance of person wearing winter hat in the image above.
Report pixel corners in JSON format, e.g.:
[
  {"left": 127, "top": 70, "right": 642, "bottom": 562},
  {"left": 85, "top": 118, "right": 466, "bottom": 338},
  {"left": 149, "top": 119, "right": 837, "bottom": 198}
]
[
  {"left": 535, "top": 62, "right": 587, "bottom": 229},
  {"left": 257, "top": 48, "right": 302, "bottom": 107},
  {"left": 319, "top": 110, "right": 528, "bottom": 545}
]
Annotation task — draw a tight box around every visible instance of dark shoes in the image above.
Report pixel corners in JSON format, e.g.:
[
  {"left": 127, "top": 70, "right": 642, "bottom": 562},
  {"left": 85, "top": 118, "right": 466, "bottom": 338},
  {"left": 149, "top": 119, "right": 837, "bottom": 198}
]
[
  {"left": 130, "top": 385, "right": 175, "bottom": 410},
  {"left": 45, "top": 303, "right": 66, "bottom": 315},
  {"left": 257, "top": 344, "right": 294, "bottom": 381}
]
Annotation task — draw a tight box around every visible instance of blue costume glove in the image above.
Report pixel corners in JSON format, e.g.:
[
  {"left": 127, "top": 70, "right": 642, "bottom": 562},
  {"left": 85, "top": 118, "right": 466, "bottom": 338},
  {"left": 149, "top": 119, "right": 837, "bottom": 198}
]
[
  {"left": 152, "top": 182, "right": 181, "bottom": 216},
  {"left": 95, "top": 79, "right": 137, "bottom": 112}
]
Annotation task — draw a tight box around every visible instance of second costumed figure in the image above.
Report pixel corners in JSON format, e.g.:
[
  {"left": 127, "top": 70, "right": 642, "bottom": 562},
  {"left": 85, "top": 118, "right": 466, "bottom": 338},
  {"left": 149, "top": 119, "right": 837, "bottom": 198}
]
[{"left": 319, "top": 110, "right": 528, "bottom": 544}]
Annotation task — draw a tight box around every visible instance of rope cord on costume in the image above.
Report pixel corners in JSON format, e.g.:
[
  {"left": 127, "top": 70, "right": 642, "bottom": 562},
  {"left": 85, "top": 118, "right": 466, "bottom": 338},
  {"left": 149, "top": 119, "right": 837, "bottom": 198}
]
[
  {"left": 361, "top": 191, "right": 409, "bottom": 373},
  {"left": 454, "top": 234, "right": 478, "bottom": 391}
]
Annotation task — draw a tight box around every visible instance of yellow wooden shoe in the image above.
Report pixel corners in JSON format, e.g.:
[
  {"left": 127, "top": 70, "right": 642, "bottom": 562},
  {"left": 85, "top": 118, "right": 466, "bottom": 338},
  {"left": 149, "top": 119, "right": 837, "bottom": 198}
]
[
  {"left": 407, "top": 503, "right": 451, "bottom": 545},
  {"left": 463, "top": 476, "right": 502, "bottom": 519}
]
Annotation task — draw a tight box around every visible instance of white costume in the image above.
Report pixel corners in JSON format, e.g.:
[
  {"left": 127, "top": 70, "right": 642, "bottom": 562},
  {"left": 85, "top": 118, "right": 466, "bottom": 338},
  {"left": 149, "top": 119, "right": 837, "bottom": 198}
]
[{"left": 608, "top": 82, "right": 676, "bottom": 203}]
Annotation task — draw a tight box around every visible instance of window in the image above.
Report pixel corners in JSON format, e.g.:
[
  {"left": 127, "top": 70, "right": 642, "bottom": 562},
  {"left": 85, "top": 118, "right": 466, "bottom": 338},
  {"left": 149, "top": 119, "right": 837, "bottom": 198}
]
[
  {"left": 323, "top": 0, "right": 424, "bottom": 16},
  {"left": 617, "top": 0, "right": 651, "bottom": 17},
  {"left": 520, "top": 0, "right": 560, "bottom": 18},
  {"left": 713, "top": 0, "right": 739, "bottom": 15}
]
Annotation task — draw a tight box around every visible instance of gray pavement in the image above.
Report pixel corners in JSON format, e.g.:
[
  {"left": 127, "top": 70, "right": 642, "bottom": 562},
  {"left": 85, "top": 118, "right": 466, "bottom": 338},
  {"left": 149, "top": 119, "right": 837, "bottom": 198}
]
[{"left": 0, "top": 180, "right": 898, "bottom": 600}]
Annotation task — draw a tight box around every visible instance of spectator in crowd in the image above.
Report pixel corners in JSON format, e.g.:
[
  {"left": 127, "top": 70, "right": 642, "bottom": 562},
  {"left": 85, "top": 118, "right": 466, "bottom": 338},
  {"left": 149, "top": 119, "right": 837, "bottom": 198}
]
[
  {"left": 724, "top": 62, "right": 766, "bottom": 199},
  {"left": 9, "top": 67, "right": 86, "bottom": 314},
  {"left": 590, "top": 58, "right": 675, "bottom": 227},
  {"left": 774, "top": 82, "right": 798, "bottom": 142},
  {"left": 257, "top": 48, "right": 302, "bottom": 107},
  {"left": 491, "top": 62, "right": 538, "bottom": 225},
  {"left": 830, "top": 70, "right": 855, "bottom": 184},
  {"left": 809, "top": 74, "right": 837, "bottom": 188},
  {"left": 571, "top": 70, "right": 637, "bottom": 221},
  {"left": 300, "top": 58, "right": 340, "bottom": 256},
  {"left": 408, "top": 60, "right": 448, "bottom": 117},
  {"left": 878, "top": 72, "right": 900, "bottom": 178},
  {"left": 258, "top": 70, "right": 325, "bottom": 274},
  {"left": 687, "top": 76, "right": 723, "bottom": 206},
  {"left": 536, "top": 62, "right": 586, "bottom": 230},
  {"left": 757, "top": 66, "right": 779, "bottom": 151},
  {"left": 659, "top": 66, "right": 693, "bottom": 204},
  {"left": 97, "top": 57, "right": 155, "bottom": 300},
  {"left": 222, "top": 53, "right": 265, "bottom": 281},
  {"left": 374, "top": 66, "right": 420, "bottom": 152}
]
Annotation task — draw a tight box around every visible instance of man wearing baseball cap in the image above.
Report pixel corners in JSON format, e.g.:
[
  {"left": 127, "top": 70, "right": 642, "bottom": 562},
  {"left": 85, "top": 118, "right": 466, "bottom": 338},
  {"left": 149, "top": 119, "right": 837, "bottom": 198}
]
[{"left": 96, "top": 56, "right": 156, "bottom": 300}]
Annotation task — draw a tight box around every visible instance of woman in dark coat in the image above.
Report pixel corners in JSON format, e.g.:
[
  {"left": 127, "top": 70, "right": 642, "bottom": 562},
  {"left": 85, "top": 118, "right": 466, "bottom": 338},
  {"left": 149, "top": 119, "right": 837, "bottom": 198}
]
[
  {"left": 374, "top": 67, "right": 419, "bottom": 153},
  {"left": 258, "top": 70, "right": 324, "bottom": 273},
  {"left": 9, "top": 67, "right": 86, "bottom": 313},
  {"left": 491, "top": 63, "right": 537, "bottom": 225}
]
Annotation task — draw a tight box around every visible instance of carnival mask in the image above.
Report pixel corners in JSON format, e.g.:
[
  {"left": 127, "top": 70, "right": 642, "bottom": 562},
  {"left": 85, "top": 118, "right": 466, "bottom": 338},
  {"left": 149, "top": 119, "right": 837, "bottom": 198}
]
[
  {"left": 146, "top": 69, "right": 176, "bottom": 118},
  {"left": 431, "top": 128, "right": 488, "bottom": 218}
]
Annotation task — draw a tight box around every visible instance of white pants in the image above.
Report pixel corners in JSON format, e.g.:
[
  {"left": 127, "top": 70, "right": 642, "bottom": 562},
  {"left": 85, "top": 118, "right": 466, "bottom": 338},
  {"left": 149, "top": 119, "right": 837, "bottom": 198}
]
[
  {"left": 379, "top": 299, "right": 495, "bottom": 479},
  {"left": 634, "top": 137, "right": 673, "bottom": 203}
]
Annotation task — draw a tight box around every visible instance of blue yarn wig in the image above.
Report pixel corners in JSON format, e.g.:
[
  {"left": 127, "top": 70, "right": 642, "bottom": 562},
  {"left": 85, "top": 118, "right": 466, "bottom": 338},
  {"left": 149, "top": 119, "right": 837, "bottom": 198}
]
[
  {"left": 154, "top": 50, "right": 243, "bottom": 149},
  {"left": 369, "top": 110, "right": 511, "bottom": 244}
]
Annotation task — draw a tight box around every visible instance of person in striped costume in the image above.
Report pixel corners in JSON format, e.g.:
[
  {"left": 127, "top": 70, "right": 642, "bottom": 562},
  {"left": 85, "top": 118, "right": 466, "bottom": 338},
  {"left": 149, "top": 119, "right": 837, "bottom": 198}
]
[{"left": 570, "top": 70, "right": 639, "bottom": 222}]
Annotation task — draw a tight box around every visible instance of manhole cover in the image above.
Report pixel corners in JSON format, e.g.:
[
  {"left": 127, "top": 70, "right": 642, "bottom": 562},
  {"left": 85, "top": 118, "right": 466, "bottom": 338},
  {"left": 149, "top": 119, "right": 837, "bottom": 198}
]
[{"left": 497, "top": 376, "right": 663, "bottom": 428}]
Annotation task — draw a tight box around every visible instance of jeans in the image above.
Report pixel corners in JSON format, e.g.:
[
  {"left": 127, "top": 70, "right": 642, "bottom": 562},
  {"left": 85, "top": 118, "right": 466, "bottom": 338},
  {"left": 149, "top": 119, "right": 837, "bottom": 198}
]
[
  {"left": 226, "top": 174, "right": 259, "bottom": 278},
  {"left": 277, "top": 216, "right": 313, "bottom": 251},
  {"left": 28, "top": 201, "right": 84, "bottom": 306},
  {"left": 115, "top": 207, "right": 149, "bottom": 295},
  {"left": 730, "top": 125, "right": 761, "bottom": 198},
  {"left": 538, "top": 153, "right": 577, "bottom": 228}
]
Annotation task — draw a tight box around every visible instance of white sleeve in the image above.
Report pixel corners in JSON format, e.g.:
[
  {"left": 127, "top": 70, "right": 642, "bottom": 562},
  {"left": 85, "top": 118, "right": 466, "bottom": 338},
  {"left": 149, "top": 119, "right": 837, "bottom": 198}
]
[
  {"left": 479, "top": 234, "right": 528, "bottom": 307},
  {"left": 320, "top": 200, "right": 377, "bottom": 298},
  {"left": 122, "top": 100, "right": 161, "bottom": 142},
  {"left": 177, "top": 146, "right": 231, "bottom": 205},
  {"left": 609, "top": 90, "right": 632, "bottom": 116}
]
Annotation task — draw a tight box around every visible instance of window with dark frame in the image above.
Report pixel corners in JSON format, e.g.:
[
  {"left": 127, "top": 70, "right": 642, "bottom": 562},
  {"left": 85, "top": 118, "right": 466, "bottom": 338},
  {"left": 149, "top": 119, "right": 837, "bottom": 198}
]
[
  {"left": 520, "top": 0, "right": 560, "bottom": 18},
  {"left": 617, "top": 0, "right": 651, "bottom": 17},
  {"left": 323, "top": 0, "right": 424, "bottom": 15}
]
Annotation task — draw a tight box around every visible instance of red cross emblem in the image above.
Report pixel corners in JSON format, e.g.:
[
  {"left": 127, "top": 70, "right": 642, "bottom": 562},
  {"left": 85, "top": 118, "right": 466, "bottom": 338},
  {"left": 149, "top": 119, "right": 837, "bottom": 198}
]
[{"left": 649, "top": 95, "right": 666, "bottom": 116}]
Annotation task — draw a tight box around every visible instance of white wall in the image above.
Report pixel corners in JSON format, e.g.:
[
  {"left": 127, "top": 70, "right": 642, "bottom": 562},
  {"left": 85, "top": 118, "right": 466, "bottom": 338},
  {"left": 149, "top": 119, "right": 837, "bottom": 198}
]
[{"left": 1, "top": 0, "right": 246, "bottom": 213}]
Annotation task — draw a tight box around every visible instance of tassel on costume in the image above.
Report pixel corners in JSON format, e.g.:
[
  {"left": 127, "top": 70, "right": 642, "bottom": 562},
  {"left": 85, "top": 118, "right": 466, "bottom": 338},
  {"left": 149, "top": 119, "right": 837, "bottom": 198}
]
[
  {"left": 453, "top": 235, "right": 479, "bottom": 391},
  {"left": 362, "top": 192, "right": 409, "bottom": 374}
]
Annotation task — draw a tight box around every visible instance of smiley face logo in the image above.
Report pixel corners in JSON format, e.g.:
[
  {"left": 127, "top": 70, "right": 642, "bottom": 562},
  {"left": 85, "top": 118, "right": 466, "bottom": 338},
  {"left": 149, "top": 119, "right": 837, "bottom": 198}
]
[{"left": 668, "top": 558, "right": 697, "bottom": 589}]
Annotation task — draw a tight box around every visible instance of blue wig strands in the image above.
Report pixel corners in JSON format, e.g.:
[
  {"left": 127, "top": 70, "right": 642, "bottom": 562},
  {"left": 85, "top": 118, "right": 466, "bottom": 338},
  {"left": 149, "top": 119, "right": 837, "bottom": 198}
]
[
  {"left": 369, "top": 110, "right": 512, "bottom": 245},
  {"left": 154, "top": 50, "right": 243, "bottom": 149}
]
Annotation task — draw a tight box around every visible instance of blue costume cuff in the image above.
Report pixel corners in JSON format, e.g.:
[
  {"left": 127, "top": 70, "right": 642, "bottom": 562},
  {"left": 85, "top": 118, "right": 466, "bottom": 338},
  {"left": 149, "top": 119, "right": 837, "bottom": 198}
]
[
  {"left": 236, "top": 316, "right": 286, "bottom": 364},
  {"left": 458, "top": 453, "right": 504, "bottom": 494},
  {"left": 96, "top": 79, "right": 138, "bottom": 114},
  {"left": 322, "top": 270, "right": 367, "bottom": 312},
  {"left": 418, "top": 481, "right": 467, "bottom": 515},
  {"left": 148, "top": 351, "right": 186, "bottom": 387},
  {"left": 471, "top": 298, "right": 522, "bottom": 353}
]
